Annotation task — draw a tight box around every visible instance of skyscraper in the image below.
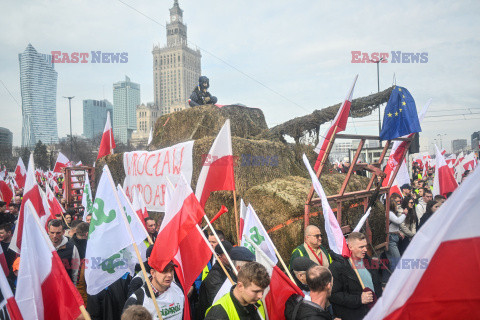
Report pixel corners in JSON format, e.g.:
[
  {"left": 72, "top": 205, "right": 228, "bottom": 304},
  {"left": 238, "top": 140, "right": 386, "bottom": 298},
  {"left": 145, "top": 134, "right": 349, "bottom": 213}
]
[
  {"left": 19, "top": 44, "right": 58, "bottom": 148},
  {"left": 152, "top": 0, "right": 201, "bottom": 115},
  {"left": 113, "top": 76, "right": 140, "bottom": 144},
  {"left": 83, "top": 99, "right": 113, "bottom": 139}
]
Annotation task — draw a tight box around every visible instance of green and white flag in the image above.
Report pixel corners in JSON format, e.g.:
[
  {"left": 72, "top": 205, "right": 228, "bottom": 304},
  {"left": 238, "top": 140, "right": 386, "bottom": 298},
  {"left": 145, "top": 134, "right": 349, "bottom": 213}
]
[
  {"left": 241, "top": 204, "right": 278, "bottom": 264},
  {"left": 82, "top": 172, "right": 93, "bottom": 221},
  {"left": 85, "top": 165, "right": 136, "bottom": 295}
]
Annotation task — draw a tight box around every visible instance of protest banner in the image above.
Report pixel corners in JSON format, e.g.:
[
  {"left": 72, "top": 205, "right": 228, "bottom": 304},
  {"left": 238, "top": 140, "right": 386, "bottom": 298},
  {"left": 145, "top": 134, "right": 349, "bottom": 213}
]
[{"left": 123, "top": 141, "right": 194, "bottom": 212}]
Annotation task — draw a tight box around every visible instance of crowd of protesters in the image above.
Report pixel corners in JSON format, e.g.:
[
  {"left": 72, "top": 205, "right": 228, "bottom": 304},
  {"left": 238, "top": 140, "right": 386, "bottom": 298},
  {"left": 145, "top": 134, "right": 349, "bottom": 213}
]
[{"left": 0, "top": 155, "right": 474, "bottom": 320}]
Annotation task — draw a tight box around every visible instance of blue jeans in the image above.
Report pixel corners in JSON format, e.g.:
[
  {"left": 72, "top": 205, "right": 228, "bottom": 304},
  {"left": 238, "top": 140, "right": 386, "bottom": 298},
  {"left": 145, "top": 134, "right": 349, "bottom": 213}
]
[{"left": 386, "top": 233, "right": 401, "bottom": 272}]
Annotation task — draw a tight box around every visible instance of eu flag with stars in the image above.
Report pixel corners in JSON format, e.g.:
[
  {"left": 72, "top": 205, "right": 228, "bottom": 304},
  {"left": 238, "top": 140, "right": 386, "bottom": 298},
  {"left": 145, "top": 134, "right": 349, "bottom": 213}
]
[{"left": 380, "top": 86, "right": 421, "bottom": 140}]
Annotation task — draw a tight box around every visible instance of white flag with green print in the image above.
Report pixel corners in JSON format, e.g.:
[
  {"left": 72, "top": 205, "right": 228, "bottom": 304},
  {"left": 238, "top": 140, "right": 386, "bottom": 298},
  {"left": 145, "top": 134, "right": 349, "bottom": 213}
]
[
  {"left": 82, "top": 172, "right": 93, "bottom": 221},
  {"left": 85, "top": 165, "right": 136, "bottom": 295},
  {"left": 241, "top": 204, "right": 278, "bottom": 264}
]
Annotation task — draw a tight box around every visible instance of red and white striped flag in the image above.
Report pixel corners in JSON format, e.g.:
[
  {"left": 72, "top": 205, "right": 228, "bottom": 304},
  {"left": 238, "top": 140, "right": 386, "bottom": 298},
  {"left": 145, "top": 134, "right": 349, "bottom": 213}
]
[
  {"left": 53, "top": 152, "right": 70, "bottom": 173},
  {"left": 14, "top": 158, "right": 26, "bottom": 189},
  {"left": 97, "top": 111, "right": 116, "bottom": 160},
  {"left": 313, "top": 75, "right": 358, "bottom": 171},
  {"left": 433, "top": 145, "right": 458, "bottom": 197},
  {"left": 149, "top": 175, "right": 206, "bottom": 272},
  {"left": 10, "top": 154, "right": 48, "bottom": 253},
  {"left": 304, "top": 154, "right": 350, "bottom": 257},
  {"left": 0, "top": 181, "right": 13, "bottom": 207},
  {"left": 365, "top": 167, "right": 480, "bottom": 319},
  {"left": 46, "top": 184, "right": 64, "bottom": 219},
  {"left": 15, "top": 201, "right": 84, "bottom": 319},
  {"left": 0, "top": 263, "right": 22, "bottom": 320},
  {"left": 195, "top": 119, "right": 235, "bottom": 208}
]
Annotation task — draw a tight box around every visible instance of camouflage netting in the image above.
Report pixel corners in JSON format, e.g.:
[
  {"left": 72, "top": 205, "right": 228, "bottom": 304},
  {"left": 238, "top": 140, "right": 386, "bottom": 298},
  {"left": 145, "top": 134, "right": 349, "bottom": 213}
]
[
  {"left": 96, "top": 94, "right": 391, "bottom": 260},
  {"left": 261, "top": 86, "right": 394, "bottom": 142}
]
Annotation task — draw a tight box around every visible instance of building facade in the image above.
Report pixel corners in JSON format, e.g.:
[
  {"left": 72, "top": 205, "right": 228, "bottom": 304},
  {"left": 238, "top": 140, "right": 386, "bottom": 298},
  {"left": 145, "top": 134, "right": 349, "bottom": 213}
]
[
  {"left": 0, "top": 127, "right": 13, "bottom": 159},
  {"left": 152, "top": 0, "right": 201, "bottom": 115},
  {"left": 19, "top": 44, "right": 58, "bottom": 148},
  {"left": 130, "top": 102, "right": 160, "bottom": 146},
  {"left": 451, "top": 139, "right": 467, "bottom": 153},
  {"left": 472, "top": 131, "right": 480, "bottom": 152},
  {"left": 113, "top": 76, "right": 140, "bottom": 144},
  {"left": 83, "top": 99, "right": 113, "bottom": 139}
]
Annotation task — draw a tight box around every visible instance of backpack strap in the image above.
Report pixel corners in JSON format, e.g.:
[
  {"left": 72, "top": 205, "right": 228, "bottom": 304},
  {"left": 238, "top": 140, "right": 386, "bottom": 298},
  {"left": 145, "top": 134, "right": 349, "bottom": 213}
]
[{"left": 292, "top": 295, "right": 304, "bottom": 320}]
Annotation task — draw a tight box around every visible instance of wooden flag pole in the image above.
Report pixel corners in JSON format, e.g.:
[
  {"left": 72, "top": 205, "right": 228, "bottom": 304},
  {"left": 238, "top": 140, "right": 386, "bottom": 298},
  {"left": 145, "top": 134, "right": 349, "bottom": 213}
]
[
  {"left": 79, "top": 305, "right": 91, "bottom": 320},
  {"left": 273, "top": 247, "right": 296, "bottom": 284},
  {"left": 196, "top": 225, "right": 235, "bottom": 285},
  {"left": 349, "top": 257, "right": 366, "bottom": 289},
  {"left": 165, "top": 176, "right": 238, "bottom": 275},
  {"left": 107, "top": 173, "right": 164, "bottom": 320},
  {"left": 233, "top": 190, "right": 240, "bottom": 246}
]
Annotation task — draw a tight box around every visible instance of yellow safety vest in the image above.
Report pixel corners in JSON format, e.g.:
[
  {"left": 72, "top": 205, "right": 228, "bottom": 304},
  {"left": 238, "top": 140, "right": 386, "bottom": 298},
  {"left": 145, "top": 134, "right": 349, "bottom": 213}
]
[{"left": 206, "top": 292, "right": 265, "bottom": 320}]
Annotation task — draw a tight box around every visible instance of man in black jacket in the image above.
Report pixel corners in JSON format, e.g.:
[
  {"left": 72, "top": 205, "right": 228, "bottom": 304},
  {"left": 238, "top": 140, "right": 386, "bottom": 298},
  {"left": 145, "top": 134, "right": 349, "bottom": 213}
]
[
  {"left": 189, "top": 76, "right": 217, "bottom": 107},
  {"left": 285, "top": 265, "right": 335, "bottom": 320},
  {"left": 328, "top": 232, "right": 382, "bottom": 320},
  {"left": 196, "top": 241, "right": 234, "bottom": 319}
]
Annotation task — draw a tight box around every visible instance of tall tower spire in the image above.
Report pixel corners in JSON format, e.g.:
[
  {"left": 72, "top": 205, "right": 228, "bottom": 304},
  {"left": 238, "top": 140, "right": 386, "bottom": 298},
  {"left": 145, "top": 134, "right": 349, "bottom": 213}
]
[{"left": 167, "top": 0, "right": 186, "bottom": 47}]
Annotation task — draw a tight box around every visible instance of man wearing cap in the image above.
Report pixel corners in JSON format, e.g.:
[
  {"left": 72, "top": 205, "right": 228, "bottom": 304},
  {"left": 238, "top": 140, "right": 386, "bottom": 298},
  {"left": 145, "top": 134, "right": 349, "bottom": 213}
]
[
  {"left": 197, "top": 241, "right": 235, "bottom": 320},
  {"left": 291, "top": 257, "right": 317, "bottom": 298},
  {"left": 290, "top": 225, "right": 331, "bottom": 269},
  {"left": 123, "top": 260, "right": 184, "bottom": 320},
  {"left": 205, "top": 262, "right": 270, "bottom": 320}
]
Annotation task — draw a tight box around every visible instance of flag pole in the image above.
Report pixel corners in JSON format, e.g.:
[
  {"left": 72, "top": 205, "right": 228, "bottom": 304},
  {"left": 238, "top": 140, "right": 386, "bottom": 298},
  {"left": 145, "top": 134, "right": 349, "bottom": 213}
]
[
  {"left": 79, "top": 305, "right": 91, "bottom": 320},
  {"left": 349, "top": 257, "right": 366, "bottom": 289},
  {"left": 273, "top": 247, "right": 296, "bottom": 284},
  {"left": 165, "top": 177, "right": 238, "bottom": 275},
  {"left": 106, "top": 174, "right": 164, "bottom": 320},
  {"left": 119, "top": 186, "right": 154, "bottom": 246},
  {"left": 26, "top": 201, "right": 92, "bottom": 320},
  {"left": 196, "top": 225, "right": 236, "bottom": 285},
  {"left": 233, "top": 190, "right": 240, "bottom": 246}
]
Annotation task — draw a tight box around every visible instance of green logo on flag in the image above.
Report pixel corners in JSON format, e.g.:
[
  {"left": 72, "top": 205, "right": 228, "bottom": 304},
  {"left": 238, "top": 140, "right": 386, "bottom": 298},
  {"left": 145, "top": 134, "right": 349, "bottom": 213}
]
[
  {"left": 84, "top": 184, "right": 93, "bottom": 212},
  {"left": 244, "top": 226, "right": 265, "bottom": 254},
  {"left": 89, "top": 198, "right": 116, "bottom": 236}
]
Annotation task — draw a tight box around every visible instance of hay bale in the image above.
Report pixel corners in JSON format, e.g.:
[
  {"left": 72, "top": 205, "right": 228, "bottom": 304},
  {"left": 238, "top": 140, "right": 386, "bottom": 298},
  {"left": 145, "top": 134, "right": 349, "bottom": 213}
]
[{"left": 151, "top": 105, "right": 268, "bottom": 149}]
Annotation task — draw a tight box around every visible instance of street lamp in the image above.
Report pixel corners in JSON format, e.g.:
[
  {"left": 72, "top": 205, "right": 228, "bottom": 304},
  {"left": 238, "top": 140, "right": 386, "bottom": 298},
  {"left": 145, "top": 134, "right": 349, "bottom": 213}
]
[
  {"left": 63, "top": 96, "right": 75, "bottom": 157},
  {"left": 370, "top": 58, "right": 385, "bottom": 135},
  {"left": 437, "top": 134, "right": 446, "bottom": 149}
]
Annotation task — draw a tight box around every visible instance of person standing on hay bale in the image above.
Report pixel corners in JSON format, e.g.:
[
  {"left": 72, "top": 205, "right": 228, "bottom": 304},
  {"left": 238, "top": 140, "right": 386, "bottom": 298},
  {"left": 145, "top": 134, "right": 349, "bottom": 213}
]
[
  {"left": 189, "top": 76, "right": 218, "bottom": 107},
  {"left": 290, "top": 225, "right": 332, "bottom": 270}
]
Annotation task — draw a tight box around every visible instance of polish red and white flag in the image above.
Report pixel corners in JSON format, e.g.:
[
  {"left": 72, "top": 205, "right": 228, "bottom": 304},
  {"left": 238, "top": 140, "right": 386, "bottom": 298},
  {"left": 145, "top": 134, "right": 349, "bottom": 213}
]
[
  {"left": 53, "top": 152, "right": 70, "bottom": 173},
  {"left": 97, "top": 111, "right": 116, "bottom": 160},
  {"left": 15, "top": 201, "right": 84, "bottom": 320},
  {"left": 0, "top": 261, "right": 23, "bottom": 320},
  {"left": 149, "top": 175, "right": 206, "bottom": 272},
  {"left": 365, "top": 167, "right": 480, "bottom": 320},
  {"left": 14, "top": 158, "right": 27, "bottom": 189},
  {"left": 304, "top": 154, "right": 350, "bottom": 257},
  {"left": 195, "top": 119, "right": 235, "bottom": 208},
  {"left": 10, "top": 154, "right": 48, "bottom": 253},
  {"left": 314, "top": 75, "right": 358, "bottom": 171},
  {"left": 433, "top": 145, "right": 458, "bottom": 197}
]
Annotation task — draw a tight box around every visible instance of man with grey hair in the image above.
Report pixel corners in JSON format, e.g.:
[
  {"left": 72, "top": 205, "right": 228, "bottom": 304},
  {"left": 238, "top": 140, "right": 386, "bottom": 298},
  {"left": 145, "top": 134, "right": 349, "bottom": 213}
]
[{"left": 290, "top": 225, "right": 331, "bottom": 269}]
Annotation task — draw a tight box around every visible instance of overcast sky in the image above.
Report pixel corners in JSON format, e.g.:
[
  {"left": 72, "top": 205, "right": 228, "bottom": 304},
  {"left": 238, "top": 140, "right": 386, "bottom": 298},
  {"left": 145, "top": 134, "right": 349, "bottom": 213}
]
[{"left": 1, "top": 0, "right": 479, "bottom": 152}]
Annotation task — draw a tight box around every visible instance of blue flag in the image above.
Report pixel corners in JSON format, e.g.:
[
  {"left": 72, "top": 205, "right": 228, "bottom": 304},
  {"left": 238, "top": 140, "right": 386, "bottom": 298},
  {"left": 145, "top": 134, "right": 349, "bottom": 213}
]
[{"left": 380, "top": 86, "right": 421, "bottom": 140}]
